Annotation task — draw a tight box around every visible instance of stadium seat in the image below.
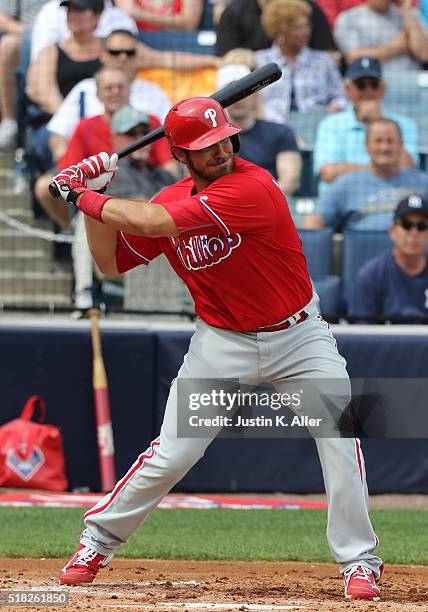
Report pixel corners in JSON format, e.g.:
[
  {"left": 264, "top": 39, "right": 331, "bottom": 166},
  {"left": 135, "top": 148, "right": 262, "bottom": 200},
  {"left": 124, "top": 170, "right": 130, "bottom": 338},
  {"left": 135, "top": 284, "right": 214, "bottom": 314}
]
[
  {"left": 138, "top": 30, "right": 216, "bottom": 55},
  {"left": 299, "top": 227, "right": 334, "bottom": 277},
  {"left": 288, "top": 112, "right": 325, "bottom": 196},
  {"left": 288, "top": 111, "right": 326, "bottom": 152},
  {"left": 312, "top": 276, "right": 342, "bottom": 317},
  {"left": 415, "top": 115, "right": 428, "bottom": 171},
  {"left": 383, "top": 71, "right": 428, "bottom": 116},
  {"left": 341, "top": 229, "right": 392, "bottom": 308}
]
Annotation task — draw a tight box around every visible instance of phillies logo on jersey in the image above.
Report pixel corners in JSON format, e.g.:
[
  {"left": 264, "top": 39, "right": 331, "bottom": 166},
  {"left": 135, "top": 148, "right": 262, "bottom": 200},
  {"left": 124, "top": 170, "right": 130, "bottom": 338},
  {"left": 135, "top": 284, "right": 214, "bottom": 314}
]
[{"left": 170, "top": 233, "right": 241, "bottom": 270}]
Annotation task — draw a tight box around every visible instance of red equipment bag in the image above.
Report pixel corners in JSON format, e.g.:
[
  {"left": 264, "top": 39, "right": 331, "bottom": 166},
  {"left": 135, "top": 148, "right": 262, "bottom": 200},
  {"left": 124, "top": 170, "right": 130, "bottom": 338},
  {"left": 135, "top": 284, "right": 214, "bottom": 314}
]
[{"left": 0, "top": 396, "right": 68, "bottom": 491}]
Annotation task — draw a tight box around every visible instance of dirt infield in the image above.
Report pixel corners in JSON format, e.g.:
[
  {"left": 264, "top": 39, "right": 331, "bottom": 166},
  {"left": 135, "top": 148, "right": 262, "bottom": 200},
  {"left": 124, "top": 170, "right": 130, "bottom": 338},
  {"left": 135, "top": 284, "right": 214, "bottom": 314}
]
[{"left": 1, "top": 558, "right": 427, "bottom": 612}]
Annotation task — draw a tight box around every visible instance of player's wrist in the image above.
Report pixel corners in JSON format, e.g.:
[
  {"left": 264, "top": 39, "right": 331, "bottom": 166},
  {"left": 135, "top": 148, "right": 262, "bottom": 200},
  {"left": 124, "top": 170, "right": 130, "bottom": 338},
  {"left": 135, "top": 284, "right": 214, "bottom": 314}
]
[{"left": 74, "top": 190, "right": 113, "bottom": 222}]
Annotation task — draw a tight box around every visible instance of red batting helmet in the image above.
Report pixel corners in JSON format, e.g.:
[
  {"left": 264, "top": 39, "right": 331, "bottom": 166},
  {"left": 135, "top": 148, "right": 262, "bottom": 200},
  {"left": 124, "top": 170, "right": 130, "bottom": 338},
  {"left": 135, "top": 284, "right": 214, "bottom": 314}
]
[{"left": 164, "top": 97, "right": 241, "bottom": 152}]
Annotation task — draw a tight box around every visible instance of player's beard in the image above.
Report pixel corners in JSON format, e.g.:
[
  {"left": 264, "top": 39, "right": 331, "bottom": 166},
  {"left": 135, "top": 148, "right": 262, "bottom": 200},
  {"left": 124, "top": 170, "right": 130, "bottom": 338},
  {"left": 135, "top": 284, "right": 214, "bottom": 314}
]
[{"left": 184, "top": 152, "right": 234, "bottom": 183}]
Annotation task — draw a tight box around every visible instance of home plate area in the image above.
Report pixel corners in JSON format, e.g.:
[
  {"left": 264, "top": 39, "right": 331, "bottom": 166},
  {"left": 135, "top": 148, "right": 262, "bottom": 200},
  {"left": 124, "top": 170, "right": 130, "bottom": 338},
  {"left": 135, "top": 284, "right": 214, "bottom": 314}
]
[{"left": 1, "top": 558, "right": 427, "bottom": 612}]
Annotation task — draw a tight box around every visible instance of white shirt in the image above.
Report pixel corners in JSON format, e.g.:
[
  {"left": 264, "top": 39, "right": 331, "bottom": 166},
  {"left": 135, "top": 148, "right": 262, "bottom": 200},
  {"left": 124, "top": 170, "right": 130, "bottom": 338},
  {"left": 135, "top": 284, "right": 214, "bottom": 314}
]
[
  {"left": 31, "top": 0, "right": 138, "bottom": 62},
  {"left": 47, "top": 77, "right": 172, "bottom": 139}
]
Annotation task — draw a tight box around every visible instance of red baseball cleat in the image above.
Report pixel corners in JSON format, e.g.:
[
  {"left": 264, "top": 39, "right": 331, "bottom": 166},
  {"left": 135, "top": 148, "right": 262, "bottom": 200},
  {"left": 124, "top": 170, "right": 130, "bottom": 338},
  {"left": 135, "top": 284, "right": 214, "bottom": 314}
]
[
  {"left": 344, "top": 565, "right": 381, "bottom": 601},
  {"left": 59, "top": 544, "right": 112, "bottom": 586}
]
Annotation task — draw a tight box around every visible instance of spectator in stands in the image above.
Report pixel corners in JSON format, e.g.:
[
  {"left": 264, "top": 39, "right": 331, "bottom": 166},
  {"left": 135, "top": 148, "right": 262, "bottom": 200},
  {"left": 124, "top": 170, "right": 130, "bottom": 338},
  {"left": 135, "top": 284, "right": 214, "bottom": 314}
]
[
  {"left": 303, "top": 118, "right": 428, "bottom": 231},
  {"left": 254, "top": 0, "right": 345, "bottom": 124},
  {"left": 31, "top": 0, "right": 137, "bottom": 62},
  {"left": 349, "top": 194, "right": 428, "bottom": 320},
  {"left": 72, "top": 105, "right": 177, "bottom": 311},
  {"left": 27, "top": 0, "right": 104, "bottom": 116},
  {"left": 25, "top": 0, "right": 105, "bottom": 175},
  {"left": 115, "top": 0, "right": 204, "bottom": 31},
  {"left": 108, "top": 106, "right": 176, "bottom": 199},
  {"left": 31, "top": 0, "right": 219, "bottom": 77},
  {"left": 217, "top": 61, "right": 302, "bottom": 195},
  {"left": 315, "top": 1, "right": 365, "bottom": 27},
  {"left": 46, "top": 30, "right": 172, "bottom": 162},
  {"left": 34, "top": 65, "right": 176, "bottom": 230},
  {"left": 215, "top": 0, "right": 337, "bottom": 57},
  {"left": 334, "top": 0, "right": 428, "bottom": 73},
  {"left": 313, "top": 57, "right": 418, "bottom": 193},
  {"left": 0, "top": 0, "right": 46, "bottom": 149}
]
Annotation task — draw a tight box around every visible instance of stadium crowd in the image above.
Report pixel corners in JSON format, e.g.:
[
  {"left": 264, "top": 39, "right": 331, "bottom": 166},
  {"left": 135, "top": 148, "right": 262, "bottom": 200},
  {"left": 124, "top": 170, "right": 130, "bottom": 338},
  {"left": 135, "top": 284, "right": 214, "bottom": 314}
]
[{"left": 0, "top": 0, "right": 427, "bottom": 321}]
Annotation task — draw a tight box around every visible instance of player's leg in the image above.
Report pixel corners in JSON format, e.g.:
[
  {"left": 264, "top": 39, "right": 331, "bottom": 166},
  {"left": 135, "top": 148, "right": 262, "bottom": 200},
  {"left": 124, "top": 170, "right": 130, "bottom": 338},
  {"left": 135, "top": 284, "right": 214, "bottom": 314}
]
[
  {"left": 265, "top": 313, "right": 383, "bottom": 598},
  {"left": 60, "top": 321, "right": 259, "bottom": 584}
]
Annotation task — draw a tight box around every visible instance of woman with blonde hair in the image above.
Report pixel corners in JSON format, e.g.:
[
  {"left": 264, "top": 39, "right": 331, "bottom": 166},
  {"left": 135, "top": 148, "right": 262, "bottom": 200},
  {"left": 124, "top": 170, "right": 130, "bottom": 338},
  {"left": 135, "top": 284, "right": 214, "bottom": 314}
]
[{"left": 255, "top": 0, "right": 345, "bottom": 123}]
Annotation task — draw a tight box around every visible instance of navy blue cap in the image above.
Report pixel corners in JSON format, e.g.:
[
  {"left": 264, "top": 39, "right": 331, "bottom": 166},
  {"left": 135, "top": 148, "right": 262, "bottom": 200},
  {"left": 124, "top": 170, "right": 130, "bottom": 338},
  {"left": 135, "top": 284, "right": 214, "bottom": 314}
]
[
  {"left": 60, "top": 0, "right": 104, "bottom": 12},
  {"left": 346, "top": 57, "right": 382, "bottom": 82},
  {"left": 394, "top": 194, "right": 428, "bottom": 221}
]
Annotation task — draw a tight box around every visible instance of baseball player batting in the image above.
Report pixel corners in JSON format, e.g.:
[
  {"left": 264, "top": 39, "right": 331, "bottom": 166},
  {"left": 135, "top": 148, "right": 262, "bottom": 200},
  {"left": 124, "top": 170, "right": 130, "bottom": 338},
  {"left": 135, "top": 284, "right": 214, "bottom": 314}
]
[{"left": 53, "top": 97, "right": 383, "bottom": 601}]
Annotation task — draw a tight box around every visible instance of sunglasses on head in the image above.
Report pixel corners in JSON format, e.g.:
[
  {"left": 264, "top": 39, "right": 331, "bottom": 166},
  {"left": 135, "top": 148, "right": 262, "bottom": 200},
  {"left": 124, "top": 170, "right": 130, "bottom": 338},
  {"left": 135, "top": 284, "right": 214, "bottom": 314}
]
[
  {"left": 354, "top": 78, "right": 380, "bottom": 90},
  {"left": 106, "top": 48, "right": 136, "bottom": 57},
  {"left": 399, "top": 218, "right": 428, "bottom": 232}
]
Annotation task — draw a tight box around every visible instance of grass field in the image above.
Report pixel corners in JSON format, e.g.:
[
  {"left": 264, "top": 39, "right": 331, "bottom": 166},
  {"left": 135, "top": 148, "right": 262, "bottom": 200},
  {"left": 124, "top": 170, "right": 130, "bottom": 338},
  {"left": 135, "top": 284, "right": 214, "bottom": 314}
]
[{"left": 2, "top": 507, "right": 427, "bottom": 564}]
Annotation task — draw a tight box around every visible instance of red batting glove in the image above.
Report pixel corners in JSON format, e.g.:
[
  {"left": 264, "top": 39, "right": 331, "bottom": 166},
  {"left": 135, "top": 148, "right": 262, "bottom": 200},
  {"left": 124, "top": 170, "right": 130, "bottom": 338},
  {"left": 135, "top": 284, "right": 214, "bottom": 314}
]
[
  {"left": 78, "top": 152, "right": 118, "bottom": 192},
  {"left": 51, "top": 165, "right": 87, "bottom": 202},
  {"left": 52, "top": 161, "right": 113, "bottom": 222}
]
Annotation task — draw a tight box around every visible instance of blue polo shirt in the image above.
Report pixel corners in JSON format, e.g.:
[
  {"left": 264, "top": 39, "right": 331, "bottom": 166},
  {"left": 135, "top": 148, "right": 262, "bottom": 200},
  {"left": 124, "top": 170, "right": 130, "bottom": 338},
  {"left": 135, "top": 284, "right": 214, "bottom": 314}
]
[
  {"left": 314, "top": 105, "right": 419, "bottom": 193},
  {"left": 350, "top": 251, "right": 428, "bottom": 318}
]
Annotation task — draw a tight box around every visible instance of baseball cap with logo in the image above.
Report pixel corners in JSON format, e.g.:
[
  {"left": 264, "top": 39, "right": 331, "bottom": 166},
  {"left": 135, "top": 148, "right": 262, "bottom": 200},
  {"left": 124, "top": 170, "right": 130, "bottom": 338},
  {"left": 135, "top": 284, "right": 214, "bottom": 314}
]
[
  {"left": 394, "top": 194, "right": 428, "bottom": 221},
  {"left": 111, "top": 106, "right": 151, "bottom": 134},
  {"left": 60, "top": 0, "right": 104, "bottom": 13},
  {"left": 346, "top": 57, "right": 382, "bottom": 82}
]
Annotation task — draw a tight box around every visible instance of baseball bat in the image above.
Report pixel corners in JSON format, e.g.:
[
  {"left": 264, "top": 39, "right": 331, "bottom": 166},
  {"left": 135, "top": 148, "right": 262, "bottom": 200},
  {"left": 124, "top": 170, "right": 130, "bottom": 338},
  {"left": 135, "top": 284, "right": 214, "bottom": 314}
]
[
  {"left": 48, "top": 62, "right": 282, "bottom": 197},
  {"left": 88, "top": 308, "right": 116, "bottom": 492}
]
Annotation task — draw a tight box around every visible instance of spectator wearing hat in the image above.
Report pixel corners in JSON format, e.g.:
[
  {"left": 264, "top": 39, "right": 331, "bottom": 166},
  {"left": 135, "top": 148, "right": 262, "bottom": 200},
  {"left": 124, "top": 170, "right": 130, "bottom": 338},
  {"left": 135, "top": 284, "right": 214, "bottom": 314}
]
[
  {"left": 334, "top": 0, "right": 428, "bottom": 74},
  {"left": 0, "top": 0, "right": 46, "bottom": 149},
  {"left": 304, "top": 118, "right": 428, "bottom": 231},
  {"left": 34, "top": 65, "right": 175, "bottom": 231},
  {"left": 107, "top": 106, "right": 176, "bottom": 200},
  {"left": 313, "top": 56, "right": 418, "bottom": 194},
  {"left": 30, "top": 0, "right": 137, "bottom": 62},
  {"left": 71, "top": 105, "right": 177, "bottom": 311},
  {"left": 27, "top": 0, "right": 106, "bottom": 114},
  {"left": 46, "top": 30, "right": 172, "bottom": 161},
  {"left": 25, "top": 0, "right": 105, "bottom": 176},
  {"left": 349, "top": 194, "right": 428, "bottom": 320},
  {"left": 217, "top": 63, "right": 302, "bottom": 195}
]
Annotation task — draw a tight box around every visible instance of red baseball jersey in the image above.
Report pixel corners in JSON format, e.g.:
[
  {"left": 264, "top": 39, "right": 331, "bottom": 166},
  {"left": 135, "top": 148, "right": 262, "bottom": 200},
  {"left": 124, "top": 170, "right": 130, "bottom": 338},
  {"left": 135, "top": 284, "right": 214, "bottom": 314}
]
[{"left": 116, "top": 158, "right": 312, "bottom": 332}]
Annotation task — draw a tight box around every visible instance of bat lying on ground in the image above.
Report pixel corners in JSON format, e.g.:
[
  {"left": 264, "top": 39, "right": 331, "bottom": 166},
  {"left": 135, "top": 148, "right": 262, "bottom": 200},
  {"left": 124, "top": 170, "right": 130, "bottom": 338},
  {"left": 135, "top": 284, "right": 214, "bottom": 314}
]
[{"left": 48, "top": 62, "right": 282, "bottom": 198}]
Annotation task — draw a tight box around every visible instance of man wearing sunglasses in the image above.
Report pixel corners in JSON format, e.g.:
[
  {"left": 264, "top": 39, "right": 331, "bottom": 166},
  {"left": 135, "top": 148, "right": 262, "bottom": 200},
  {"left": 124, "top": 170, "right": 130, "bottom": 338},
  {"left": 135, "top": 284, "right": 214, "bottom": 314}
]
[
  {"left": 350, "top": 194, "right": 428, "bottom": 321},
  {"left": 46, "top": 29, "right": 172, "bottom": 150},
  {"left": 313, "top": 56, "right": 418, "bottom": 194}
]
